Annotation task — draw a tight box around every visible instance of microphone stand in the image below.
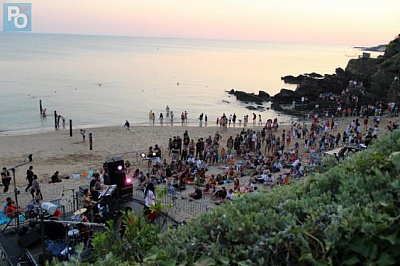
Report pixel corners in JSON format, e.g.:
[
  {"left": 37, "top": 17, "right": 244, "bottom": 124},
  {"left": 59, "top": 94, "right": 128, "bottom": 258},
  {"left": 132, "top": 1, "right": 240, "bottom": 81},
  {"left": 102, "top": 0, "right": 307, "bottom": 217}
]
[
  {"left": 3, "top": 154, "right": 33, "bottom": 234},
  {"left": 61, "top": 188, "right": 77, "bottom": 213}
]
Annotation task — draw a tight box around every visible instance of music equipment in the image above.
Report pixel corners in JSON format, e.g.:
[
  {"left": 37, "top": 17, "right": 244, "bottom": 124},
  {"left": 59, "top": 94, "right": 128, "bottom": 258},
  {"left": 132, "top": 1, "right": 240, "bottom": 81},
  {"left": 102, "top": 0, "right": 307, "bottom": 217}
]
[
  {"left": 18, "top": 230, "right": 41, "bottom": 248},
  {"left": 119, "top": 184, "right": 133, "bottom": 199},
  {"left": 73, "top": 208, "right": 87, "bottom": 216},
  {"left": 68, "top": 229, "right": 80, "bottom": 240},
  {"left": 99, "top": 184, "right": 117, "bottom": 198},
  {"left": 98, "top": 185, "right": 118, "bottom": 209},
  {"left": 79, "top": 185, "right": 90, "bottom": 195},
  {"left": 42, "top": 202, "right": 57, "bottom": 215},
  {"left": 104, "top": 157, "right": 125, "bottom": 186}
]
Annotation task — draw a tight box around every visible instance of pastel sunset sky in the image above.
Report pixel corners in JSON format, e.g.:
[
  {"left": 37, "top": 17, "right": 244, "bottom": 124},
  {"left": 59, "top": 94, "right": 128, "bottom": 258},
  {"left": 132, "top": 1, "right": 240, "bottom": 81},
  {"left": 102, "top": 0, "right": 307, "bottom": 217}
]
[{"left": 1, "top": 0, "right": 399, "bottom": 45}]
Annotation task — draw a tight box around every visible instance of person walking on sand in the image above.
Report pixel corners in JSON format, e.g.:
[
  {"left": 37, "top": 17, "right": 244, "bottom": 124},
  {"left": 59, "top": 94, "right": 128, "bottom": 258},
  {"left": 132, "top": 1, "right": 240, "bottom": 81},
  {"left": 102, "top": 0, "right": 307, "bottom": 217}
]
[
  {"left": 124, "top": 120, "right": 130, "bottom": 131},
  {"left": 80, "top": 129, "right": 86, "bottom": 143},
  {"left": 25, "top": 166, "right": 34, "bottom": 192}
]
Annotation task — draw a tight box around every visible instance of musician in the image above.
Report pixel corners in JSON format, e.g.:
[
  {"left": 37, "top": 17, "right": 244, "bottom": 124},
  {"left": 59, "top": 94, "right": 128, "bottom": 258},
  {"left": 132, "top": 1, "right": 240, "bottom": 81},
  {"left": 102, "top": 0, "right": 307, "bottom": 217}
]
[
  {"left": 44, "top": 210, "right": 67, "bottom": 241},
  {"left": 83, "top": 188, "right": 97, "bottom": 222},
  {"left": 90, "top": 173, "right": 104, "bottom": 201},
  {"left": 5, "top": 199, "right": 23, "bottom": 218}
]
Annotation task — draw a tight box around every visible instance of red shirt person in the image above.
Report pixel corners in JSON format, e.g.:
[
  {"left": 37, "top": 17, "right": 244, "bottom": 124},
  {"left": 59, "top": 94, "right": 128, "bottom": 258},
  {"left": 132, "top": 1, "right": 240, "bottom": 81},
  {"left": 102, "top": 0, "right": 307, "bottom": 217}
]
[{"left": 5, "top": 199, "right": 22, "bottom": 218}]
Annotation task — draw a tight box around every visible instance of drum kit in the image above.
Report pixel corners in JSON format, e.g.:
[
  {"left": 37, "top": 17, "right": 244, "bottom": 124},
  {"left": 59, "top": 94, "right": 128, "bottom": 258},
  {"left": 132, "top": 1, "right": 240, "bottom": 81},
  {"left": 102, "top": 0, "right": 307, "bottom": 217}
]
[
  {"left": 58, "top": 207, "right": 105, "bottom": 262},
  {"left": 67, "top": 208, "right": 91, "bottom": 244}
]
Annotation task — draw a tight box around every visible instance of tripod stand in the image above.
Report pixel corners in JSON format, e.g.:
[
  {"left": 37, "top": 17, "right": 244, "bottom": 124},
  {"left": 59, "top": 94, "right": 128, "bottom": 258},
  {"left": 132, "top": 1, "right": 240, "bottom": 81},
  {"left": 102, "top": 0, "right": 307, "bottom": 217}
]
[{"left": 2, "top": 154, "right": 33, "bottom": 234}]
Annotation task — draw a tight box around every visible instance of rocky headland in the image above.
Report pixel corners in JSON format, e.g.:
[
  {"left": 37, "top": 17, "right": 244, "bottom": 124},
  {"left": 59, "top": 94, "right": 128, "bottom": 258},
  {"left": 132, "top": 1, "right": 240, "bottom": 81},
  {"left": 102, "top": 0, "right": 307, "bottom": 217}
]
[{"left": 228, "top": 34, "right": 400, "bottom": 118}]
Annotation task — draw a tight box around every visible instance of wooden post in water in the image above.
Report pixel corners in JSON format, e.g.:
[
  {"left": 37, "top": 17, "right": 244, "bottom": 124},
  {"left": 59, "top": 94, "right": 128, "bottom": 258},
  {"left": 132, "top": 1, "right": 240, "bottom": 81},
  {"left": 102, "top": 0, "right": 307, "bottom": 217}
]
[
  {"left": 69, "top": 119, "right": 73, "bottom": 137},
  {"left": 89, "top": 133, "right": 93, "bottom": 150},
  {"left": 54, "top": 111, "right": 57, "bottom": 129}
]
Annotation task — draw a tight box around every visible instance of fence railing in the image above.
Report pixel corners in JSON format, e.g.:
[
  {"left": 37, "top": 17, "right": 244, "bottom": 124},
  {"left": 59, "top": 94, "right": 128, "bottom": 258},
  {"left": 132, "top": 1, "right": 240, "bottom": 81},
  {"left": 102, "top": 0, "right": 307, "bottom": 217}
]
[
  {"left": 132, "top": 186, "right": 211, "bottom": 220},
  {"left": 49, "top": 195, "right": 79, "bottom": 220},
  {"left": 105, "top": 148, "right": 165, "bottom": 166}
]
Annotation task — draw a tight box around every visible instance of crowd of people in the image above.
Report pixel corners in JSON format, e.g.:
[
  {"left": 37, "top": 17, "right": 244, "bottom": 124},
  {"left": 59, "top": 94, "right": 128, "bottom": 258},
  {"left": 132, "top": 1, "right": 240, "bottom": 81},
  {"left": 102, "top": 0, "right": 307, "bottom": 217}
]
[{"left": 126, "top": 97, "right": 396, "bottom": 207}]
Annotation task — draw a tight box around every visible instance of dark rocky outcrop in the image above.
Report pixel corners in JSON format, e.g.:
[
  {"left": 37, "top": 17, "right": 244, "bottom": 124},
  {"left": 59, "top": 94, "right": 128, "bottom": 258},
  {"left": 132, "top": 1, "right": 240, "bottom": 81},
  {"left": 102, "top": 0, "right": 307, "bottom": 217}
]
[
  {"left": 228, "top": 90, "right": 270, "bottom": 103},
  {"left": 227, "top": 34, "right": 400, "bottom": 118},
  {"left": 271, "top": 89, "right": 300, "bottom": 104},
  {"left": 273, "top": 34, "right": 400, "bottom": 112},
  {"left": 281, "top": 72, "right": 323, "bottom": 84}
]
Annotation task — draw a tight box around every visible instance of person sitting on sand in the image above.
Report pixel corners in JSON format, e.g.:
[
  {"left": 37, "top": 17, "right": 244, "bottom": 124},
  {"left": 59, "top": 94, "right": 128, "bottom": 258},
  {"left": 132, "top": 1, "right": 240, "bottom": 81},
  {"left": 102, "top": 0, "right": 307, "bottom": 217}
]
[
  {"left": 189, "top": 185, "right": 202, "bottom": 200},
  {"left": 226, "top": 189, "right": 235, "bottom": 201},
  {"left": 138, "top": 171, "right": 147, "bottom": 187},
  {"left": 227, "top": 167, "right": 237, "bottom": 180},
  {"left": 51, "top": 171, "right": 62, "bottom": 183},
  {"left": 204, "top": 174, "right": 217, "bottom": 192},
  {"left": 256, "top": 170, "right": 269, "bottom": 183},
  {"left": 241, "top": 179, "right": 255, "bottom": 193},
  {"left": 233, "top": 178, "right": 240, "bottom": 192},
  {"left": 264, "top": 174, "right": 276, "bottom": 187},
  {"left": 213, "top": 186, "right": 227, "bottom": 200}
]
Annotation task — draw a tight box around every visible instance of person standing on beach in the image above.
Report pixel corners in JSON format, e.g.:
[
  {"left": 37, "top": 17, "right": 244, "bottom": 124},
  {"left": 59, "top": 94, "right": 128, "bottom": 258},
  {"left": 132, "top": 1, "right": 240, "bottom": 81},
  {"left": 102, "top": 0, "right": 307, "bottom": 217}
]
[
  {"left": 124, "top": 120, "right": 130, "bottom": 131},
  {"left": 159, "top": 113, "right": 164, "bottom": 125},
  {"left": 184, "top": 111, "right": 188, "bottom": 124},
  {"left": 149, "top": 110, "right": 153, "bottom": 122},
  {"left": 30, "top": 174, "right": 42, "bottom": 200},
  {"left": 80, "top": 129, "right": 86, "bottom": 143},
  {"left": 166, "top": 105, "right": 170, "bottom": 118},
  {"left": 1, "top": 167, "right": 11, "bottom": 193},
  {"left": 25, "top": 166, "right": 34, "bottom": 192},
  {"left": 170, "top": 111, "right": 174, "bottom": 125}
]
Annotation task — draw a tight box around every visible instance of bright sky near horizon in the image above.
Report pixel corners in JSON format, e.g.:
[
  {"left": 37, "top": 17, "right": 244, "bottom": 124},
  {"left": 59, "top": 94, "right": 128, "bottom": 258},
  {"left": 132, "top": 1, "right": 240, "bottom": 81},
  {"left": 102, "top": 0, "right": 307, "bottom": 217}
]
[{"left": 1, "top": 0, "right": 399, "bottom": 45}]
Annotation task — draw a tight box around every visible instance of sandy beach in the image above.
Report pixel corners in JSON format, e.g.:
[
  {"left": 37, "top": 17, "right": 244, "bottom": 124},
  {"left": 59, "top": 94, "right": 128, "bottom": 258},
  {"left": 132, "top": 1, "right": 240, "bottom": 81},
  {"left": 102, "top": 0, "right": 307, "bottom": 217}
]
[{"left": 0, "top": 114, "right": 395, "bottom": 220}]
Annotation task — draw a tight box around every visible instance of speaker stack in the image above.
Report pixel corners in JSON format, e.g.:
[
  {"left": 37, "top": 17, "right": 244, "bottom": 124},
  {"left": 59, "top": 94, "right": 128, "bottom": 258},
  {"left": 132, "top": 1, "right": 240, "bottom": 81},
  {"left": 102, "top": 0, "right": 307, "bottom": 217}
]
[{"left": 104, "top": 157, "right": 133, "bottom": 199}]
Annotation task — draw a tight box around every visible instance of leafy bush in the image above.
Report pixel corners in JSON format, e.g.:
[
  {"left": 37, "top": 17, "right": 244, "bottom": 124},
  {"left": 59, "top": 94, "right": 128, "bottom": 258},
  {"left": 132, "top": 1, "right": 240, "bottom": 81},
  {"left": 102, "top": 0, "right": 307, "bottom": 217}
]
[{"left": 148, "top": 130, "right": 400, "bottom": 265}]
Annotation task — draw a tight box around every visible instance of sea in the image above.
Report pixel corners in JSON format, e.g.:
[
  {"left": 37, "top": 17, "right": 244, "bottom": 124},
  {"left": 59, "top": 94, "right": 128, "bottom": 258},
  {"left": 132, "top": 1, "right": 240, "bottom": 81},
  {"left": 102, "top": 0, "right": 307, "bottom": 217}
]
[{"left": 0, "top": 33, "right": 360, "bottom": 135}]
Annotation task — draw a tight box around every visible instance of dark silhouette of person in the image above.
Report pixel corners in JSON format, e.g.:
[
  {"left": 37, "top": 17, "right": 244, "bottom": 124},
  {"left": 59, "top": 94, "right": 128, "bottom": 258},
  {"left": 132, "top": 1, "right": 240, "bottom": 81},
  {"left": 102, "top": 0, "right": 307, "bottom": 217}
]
[{"left": 25, "top": 166, "right": 34, "bottom": 192}]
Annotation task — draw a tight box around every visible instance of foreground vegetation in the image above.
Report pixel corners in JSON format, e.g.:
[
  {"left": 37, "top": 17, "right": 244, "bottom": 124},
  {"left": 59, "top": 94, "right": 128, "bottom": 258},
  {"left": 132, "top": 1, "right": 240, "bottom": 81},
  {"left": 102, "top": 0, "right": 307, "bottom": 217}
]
[{"left": 59, "top": 130, "right": 400, "bottom": 265}]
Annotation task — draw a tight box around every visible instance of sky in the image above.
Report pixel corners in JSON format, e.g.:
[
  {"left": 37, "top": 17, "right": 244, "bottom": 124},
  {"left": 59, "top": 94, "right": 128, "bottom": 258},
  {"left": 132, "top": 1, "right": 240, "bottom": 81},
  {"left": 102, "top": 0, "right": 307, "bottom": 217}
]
[{"left": 1, "top": 0, "right": 399, "bottom": 45}]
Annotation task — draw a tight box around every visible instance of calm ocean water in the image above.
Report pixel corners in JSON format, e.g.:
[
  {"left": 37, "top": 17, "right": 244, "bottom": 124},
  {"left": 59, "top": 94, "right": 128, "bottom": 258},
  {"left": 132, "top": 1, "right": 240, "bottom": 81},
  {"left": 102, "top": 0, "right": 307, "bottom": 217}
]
[{"left": 0, "top": 33, "right": 354, "bottom": 135}]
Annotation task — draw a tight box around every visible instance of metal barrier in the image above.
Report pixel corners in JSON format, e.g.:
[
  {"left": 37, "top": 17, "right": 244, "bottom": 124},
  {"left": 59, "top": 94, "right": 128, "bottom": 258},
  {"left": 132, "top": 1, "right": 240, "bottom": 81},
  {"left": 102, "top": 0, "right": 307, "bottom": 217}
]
[
  {"left": 132, "top": 186, "right": 211, "bottom": 220},
  {"left": 105, "top": 148, "right": 165, "bottom": 166},
  {"left": 49, "top": 194, "right": 79, "bottom": 219}
]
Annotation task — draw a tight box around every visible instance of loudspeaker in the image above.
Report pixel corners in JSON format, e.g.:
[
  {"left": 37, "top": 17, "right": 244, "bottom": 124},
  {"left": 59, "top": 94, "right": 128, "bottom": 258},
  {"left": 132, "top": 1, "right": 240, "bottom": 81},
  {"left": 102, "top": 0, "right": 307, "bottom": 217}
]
[
  {"left": 119, "top": 184, "right": 133, "bottom": 199},
  {"left": 39, "top": 254, "right": 54, "bottom": 265},
  {"left": 105, "top": 159, "right": 126, "bottom": 186},
  {"left": 18, "top": 231, "right": 41, "bottom": 248}
]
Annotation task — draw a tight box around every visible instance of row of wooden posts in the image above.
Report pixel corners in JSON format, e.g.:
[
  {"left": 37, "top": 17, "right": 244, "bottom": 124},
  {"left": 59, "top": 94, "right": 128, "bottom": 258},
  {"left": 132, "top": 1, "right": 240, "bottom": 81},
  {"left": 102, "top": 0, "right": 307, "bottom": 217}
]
[{"left": 40, "top": 100, "right": 93, "bottom": 150}]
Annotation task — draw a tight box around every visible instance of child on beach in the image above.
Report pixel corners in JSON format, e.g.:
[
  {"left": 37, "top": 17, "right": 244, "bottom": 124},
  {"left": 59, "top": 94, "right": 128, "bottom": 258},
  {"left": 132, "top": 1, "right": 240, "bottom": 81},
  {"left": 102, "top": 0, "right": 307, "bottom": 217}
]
[{"left": 80, "top": 129, "right": 86, "bottom": 143}]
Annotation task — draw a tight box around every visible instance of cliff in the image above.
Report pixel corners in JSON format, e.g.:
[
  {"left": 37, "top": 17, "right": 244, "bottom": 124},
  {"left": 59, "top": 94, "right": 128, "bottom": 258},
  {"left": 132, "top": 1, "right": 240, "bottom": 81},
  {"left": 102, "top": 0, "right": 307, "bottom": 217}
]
[{"left": 274, "top": 34, "right": 400, "bottom": 107}]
